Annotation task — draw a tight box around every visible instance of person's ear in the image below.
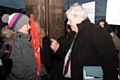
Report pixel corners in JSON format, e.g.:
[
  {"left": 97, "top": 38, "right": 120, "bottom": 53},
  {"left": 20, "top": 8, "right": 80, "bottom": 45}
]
[{"left": 75, "top": 16, "right": 81, "bottom": 24}]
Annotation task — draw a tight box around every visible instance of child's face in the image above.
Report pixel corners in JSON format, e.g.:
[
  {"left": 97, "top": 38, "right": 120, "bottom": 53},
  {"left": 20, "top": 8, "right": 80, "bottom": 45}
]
[{"left": 18, "top": 23, "right": 30, "bottom": 34}]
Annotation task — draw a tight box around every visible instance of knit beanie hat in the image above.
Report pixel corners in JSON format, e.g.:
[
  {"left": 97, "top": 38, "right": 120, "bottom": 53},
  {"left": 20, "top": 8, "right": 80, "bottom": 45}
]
[{"left": 2, "top": 13, "right": 30, "bottom": 32}]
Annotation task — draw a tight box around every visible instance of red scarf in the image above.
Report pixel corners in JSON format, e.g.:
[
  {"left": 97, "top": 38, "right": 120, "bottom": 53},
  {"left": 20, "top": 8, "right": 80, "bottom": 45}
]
[{"left": 30, "top": 14, "right": 41, "bottom": 76}]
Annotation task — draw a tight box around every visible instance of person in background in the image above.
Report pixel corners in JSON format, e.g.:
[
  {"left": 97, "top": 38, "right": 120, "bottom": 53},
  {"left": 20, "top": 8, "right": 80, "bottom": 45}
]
[
  {"left": 97, "top": 19, "right": 106, "bottom": 28},
  {"left": 35, "top": 21, "right": 53, "bottom": 80},
  {"left": 64, "top": 19, "right": 72, "bottom": 34},
  {"left": 1, "top": 13, "right": 41, "bottom": 80},
  {"left": 0, "top": 24, "right": 12, "bottom": 80},
  {"left": 0, "top": 22, "right": 7, "bottom": 43},
  {"left": 52, "top": 19, "right": 72, "bottom": 80},
  {"left": 50, "top": 3, "right": 119, "bottom": 80},
  {"left": 98, "top": 19, "right": 120, "bottom": 75},
  {"left": 0, "top": 23, "right": 8, "bottom": 80}
]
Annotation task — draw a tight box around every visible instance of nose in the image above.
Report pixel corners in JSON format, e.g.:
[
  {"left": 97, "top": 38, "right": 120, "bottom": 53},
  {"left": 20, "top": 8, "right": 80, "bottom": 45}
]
[
  {"left": 67, "top": 21, "right": 70, "bottom": 25},
  {"left": 28, "top": 24, "right": 31, "bottom": 29}
]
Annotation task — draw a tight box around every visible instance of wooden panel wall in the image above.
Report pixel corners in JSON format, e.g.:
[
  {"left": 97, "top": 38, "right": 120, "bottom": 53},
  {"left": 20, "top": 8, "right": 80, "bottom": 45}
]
[{"left": 25, "top": 0, "right": 64, "bottom": 39}]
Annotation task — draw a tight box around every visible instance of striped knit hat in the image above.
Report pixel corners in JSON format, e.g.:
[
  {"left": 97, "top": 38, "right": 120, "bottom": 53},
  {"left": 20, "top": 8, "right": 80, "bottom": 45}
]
[{"left": 2, "top": 13, "right": 30, "bottom": 32}]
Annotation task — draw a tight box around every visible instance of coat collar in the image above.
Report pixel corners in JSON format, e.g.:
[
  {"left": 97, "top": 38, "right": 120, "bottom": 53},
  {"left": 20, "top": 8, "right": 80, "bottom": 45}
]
[
  {"left": 77, "top": 18, "right": 91, "bottom": 32},
  {"left": 16, "top": 32, "right": 31, "bottom": 42}
]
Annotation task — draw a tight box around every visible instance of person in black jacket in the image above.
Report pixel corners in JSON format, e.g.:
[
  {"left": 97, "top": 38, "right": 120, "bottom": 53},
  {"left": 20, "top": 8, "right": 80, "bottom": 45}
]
[
  {"left": 98, "top": 19, "right": 120, "bottom": 76},
  {"left": 35, "top": 21, "right": 53, "bottom": 80},
  {"left": 52, "top": 19, "right": 72, "bottom": 80},
  {"left": 50, "top": 3, "right": 119, "bottom": 80}
]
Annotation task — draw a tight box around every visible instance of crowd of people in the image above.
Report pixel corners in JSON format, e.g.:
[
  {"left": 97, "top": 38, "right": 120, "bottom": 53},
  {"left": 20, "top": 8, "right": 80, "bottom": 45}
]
[{"left": 0, "top": 2, "right": 120, "bottom": 80}]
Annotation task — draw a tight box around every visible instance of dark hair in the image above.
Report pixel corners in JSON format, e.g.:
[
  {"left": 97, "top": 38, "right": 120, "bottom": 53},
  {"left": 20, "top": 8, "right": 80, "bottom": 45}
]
[
  {"left": 64, "top": 19, "right": 71, "bottom": 34},
  {"left": 97, "top": 19, "right": 107, "bottom": 25},
  {"left": 98, "top": 19, "right": 113, "bottom": 33}
]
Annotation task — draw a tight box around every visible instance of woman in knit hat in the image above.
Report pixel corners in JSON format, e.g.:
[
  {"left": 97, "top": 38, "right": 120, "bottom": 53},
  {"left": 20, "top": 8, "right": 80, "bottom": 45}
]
[{"left": 1, "top": 13, "right": 41, "bottom": 80}]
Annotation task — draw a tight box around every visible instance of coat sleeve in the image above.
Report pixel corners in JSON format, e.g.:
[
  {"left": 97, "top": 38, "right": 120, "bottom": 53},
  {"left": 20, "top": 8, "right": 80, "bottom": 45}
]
[
  {"left": 8, "top": 42, "right": 37, "bottom": 80},
  {"left": 93, "top": 27, "right": 119, "bottom": 80},
  {"left": 112, "top": 32, "right": 120, "bottom": 53},
  {"left": 54, "top": 31, "right": 75, "bottom": 58}
]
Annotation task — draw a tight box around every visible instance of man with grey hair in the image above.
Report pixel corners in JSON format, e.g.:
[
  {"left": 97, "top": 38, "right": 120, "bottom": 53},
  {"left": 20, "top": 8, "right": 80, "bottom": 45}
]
[{"left": 50, "top": 3, "right": 119, "bottom": 80}]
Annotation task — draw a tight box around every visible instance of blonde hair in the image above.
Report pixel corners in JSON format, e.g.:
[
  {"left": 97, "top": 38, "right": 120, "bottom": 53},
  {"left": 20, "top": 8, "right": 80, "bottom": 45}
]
[{"left": 0, "top": 26, "right": 16, "bottom": 40}]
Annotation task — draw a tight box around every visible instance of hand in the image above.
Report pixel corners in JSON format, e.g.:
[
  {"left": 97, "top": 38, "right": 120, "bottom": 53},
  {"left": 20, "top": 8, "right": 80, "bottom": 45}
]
[{"left": 50, "top": 38, "right": 59, "bottom": 52}]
